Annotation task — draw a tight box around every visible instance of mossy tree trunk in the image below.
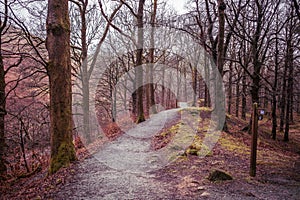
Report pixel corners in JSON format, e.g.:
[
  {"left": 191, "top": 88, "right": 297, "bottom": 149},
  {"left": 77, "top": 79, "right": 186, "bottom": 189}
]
[{"left": 46, "top": 0, "right": 77, "bottom": 174}]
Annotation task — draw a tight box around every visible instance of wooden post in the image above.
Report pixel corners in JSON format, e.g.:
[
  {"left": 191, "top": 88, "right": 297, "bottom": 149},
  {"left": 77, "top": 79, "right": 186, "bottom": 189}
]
[{"left": 250, "top": 103, "right": 258, "bottom": 177}]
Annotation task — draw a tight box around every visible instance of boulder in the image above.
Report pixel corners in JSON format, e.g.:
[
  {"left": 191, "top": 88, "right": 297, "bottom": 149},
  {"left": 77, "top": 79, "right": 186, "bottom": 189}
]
[{"left": 208, "top": 169, "right": 233, "bottom": 182}]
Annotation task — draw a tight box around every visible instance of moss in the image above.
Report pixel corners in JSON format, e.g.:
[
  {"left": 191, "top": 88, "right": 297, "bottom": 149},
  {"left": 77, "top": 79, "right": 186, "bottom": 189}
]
[
  {"left": 198, "top": 144, "right": 213, "bottom": 157},
  {"left": 185, "top": 135, "right": 213, "bottom": 156},
  {"left": 219, "top": 136, "right": 249, "bottom": 155},
  {"left": 208, "top": 169, "right": 233, "bottom": 182},
  {"left": 189, "top": 135, "right": 202, "bottom": 150},
  {"left": 49, "top": 141, "right": 76, "bottom": 174},
  {"left": 136, "top": 115, "right": 145, "bottom": 123}
]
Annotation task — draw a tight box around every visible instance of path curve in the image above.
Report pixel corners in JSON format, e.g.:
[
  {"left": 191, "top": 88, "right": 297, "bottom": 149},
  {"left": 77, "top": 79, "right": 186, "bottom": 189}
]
[{"left": 52, "top": 109, "right": 183, "bottom": 199}]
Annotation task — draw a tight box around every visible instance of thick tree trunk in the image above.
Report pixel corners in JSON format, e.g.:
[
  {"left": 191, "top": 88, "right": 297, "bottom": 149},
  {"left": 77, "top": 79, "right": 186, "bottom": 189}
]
[
  {"left": 135, "top": 0, "right": 146, "bottom": 123},
  {"left": 46, "top": 0, "right": 77, "bottom": 174}
]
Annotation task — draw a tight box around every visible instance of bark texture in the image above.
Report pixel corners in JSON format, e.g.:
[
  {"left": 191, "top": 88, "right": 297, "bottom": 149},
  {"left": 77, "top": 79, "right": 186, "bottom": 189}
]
[
  {"left": 135, "top": 0, "right": 146, "bottom": 123},
  {"left": 46, "top": 0, "right": 76, "bottom": 174}
]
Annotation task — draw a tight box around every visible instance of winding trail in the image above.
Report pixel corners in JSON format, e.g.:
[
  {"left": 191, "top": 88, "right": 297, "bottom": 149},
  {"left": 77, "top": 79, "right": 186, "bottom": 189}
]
[{"left": 52, "top": 108, "right": 183, "bottom": 199}]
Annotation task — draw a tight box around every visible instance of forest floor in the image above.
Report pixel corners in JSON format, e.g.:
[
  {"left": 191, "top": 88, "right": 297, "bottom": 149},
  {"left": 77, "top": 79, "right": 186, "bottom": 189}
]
[{"left": 1, "top": 107, "right": 300, "bottom": 199}]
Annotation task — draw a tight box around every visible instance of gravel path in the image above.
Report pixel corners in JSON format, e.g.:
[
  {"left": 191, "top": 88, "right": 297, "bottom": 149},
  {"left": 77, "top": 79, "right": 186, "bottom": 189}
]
[{"left": 51, "top": 109, "right": 182, "bottom": 199}]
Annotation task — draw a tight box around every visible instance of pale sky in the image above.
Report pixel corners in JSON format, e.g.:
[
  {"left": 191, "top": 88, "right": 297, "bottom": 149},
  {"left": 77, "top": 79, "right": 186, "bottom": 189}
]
[{"left": 167, "top": 0, "right": 188, "bottom": 14}]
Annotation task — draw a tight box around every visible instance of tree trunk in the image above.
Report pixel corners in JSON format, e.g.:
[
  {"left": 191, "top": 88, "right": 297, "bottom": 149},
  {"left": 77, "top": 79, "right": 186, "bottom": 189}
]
[
  {"left": 235, "top": 75, "right": 240, "bottom": 118},
  {"left": 20, "top": 122, "right": 30, "bottom": 173},
  {"left": 290, "top": 76, "right": 294, "bottom": 124},
  {"left": 135, "top": 0, "right": 146, "bottom": 123},
  {"left": 271, "top": 22, "right": 279, "bottom": 140},
  {"left": 192, "top": 66, "right": 197, "bottom": 107},
  {"left": 284, "top": 73, "right": 292, "bottom": 142},
  {"left": 80, "top": 2, "right": 91, "bottom": 143},
  {"left": 82, "top": 73, "right": 91, "bottom": 142},
  {"left": 204, "top": 48, "right": 211, "bottom": 107},
  {"left": 198, "top": 74, "right": 201, "bottom": 102},
  {"left": 241, "top": 70, "right": 247, "bottom": 120},
  {"left": 149, "top": 0, "right": 157, "bottom": 114},
  {"left": 248, "top": 2, "right": 263, "bottom": 134},
  {"left": 228, "top": 62, "right": 233, "bottom": 114},
  {"left": 167, "top": 71, "right": 172, "bottom": 108},
  {"left": 124, "top": 76, "right": 127, "bottom": 110},
  {"left": 284, "top": 40, "right": 294, "bottom": 142},
  {"left": 0, "top": 0, "right": 8, "bottom": 179},
  {"left": 161, "top": 51, "right": 166, "bottom": 108},
  {"left": 0, "top": 40, "right": 6, "bottom": 179},
  {"left": 176, "top": 63, "right": 181, "bottom": 101},
  {"left": 185, "top": 68, "right": 188, "bottom": 102},
  {"left": 280, "top": 45, "right": 289, "bottom": 132},
  {"left": 216, "top": 0, "right": 227, "bottom": 131},
  {"left": 46, "top": 0, "right": 77, "bottom": 174},
  {"left": 263, "top": 86, "right": 269, "bottom": 109}
]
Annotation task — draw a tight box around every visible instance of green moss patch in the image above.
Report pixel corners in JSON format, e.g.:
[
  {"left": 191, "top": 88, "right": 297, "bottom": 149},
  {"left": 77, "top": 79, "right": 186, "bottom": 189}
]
[{"left": 49, "top": 142, "right": 76, "bottom": 174}]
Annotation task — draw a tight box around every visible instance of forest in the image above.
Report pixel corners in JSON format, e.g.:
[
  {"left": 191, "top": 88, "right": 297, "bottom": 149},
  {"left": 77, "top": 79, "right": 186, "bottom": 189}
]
[{"left": 0, "top": 0, "right": 300, "bottom": 199}]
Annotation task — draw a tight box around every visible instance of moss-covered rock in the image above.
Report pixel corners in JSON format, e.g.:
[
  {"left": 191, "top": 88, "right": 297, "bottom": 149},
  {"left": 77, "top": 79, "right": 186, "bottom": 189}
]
[{"left": 208, "top": 169, "right": 233, "bottom": 182}]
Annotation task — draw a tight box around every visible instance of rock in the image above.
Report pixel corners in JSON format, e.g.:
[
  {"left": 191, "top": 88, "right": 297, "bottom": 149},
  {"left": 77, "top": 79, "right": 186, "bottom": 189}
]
[
  {"left": 208, "top": 169, "right": 233, "bottom": 182},
  {"left": 200, "top": 191, "right": 210, "bottom": 197},
  {"left": 197, "top": 186, "right": 205, "bottom": 191}
]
